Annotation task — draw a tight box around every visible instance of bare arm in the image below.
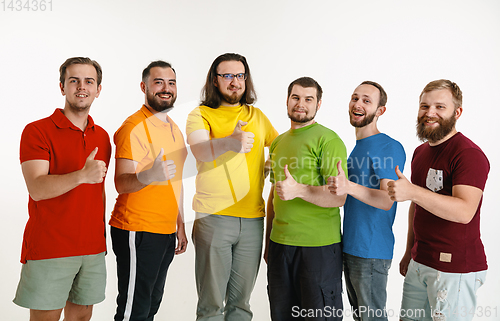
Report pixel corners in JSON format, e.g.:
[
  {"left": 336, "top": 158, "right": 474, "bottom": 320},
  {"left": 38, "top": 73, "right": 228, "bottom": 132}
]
[
  {"left": 388, "top": 166, "right": 482, "bottom": 224},
  {"left": 187, "top": 120, "right": 254, "bottom": 163},
  {"left": 22, "top": 147, "right": 107, "bottom": 201},
  {"left": 399, "top": 202, "right": 415, "bottom": 276},
  {"left": 175, "top": 186, "right": 187, "bottom": 255},
  {"left": 275, "top": 165, "right": 346, "bottom": 208},
  {"left": 264, "top": 186, "right": 275, "bottom": 264},
  {"left": 115, "top": 148, "right": 176, "bottom": 194}
]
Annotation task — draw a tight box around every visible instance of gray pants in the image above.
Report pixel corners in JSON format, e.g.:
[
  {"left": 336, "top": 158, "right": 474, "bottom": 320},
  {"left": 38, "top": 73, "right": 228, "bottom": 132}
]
[{"left": 193, "top": 213, "right": 264, "bottom": 321}]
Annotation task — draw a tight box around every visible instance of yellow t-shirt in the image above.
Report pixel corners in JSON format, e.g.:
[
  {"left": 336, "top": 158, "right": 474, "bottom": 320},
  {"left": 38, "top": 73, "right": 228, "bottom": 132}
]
[
  {"left": 186, "top": 105, "right": 278, "bottom": 218},
  {"left": 110, "top": 105, "right": 187, "bottom": 234}
]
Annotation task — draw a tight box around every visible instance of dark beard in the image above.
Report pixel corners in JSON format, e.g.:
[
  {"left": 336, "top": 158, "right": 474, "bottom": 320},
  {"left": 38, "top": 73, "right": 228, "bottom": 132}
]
[
  {"left": 416, "top": 114, "right": 456, "bottom": 143},
  {"left": 288, "top": 107, "right": 318, "bottom": 123},
  {"left": 146, "top": 90, "right": 176, "bottom": 112},
  {"left": 350, "top": 110, "right": 377, "bottom": 128}
]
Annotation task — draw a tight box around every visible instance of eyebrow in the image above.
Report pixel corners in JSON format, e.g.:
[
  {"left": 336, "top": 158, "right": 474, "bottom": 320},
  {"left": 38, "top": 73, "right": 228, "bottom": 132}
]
[
  {"left": 153, "top": 78, "right": 176, "bottom": 82},
  {"left": 68, "top": 76, "right": 96, "bottom": 81}
]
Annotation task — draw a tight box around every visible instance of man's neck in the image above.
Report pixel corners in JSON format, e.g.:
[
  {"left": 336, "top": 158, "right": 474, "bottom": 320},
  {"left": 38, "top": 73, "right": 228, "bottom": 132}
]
[
  {"left": 62, "top": 106, "right": 89, "bottom": 131},
  {"left": 144, "top": 104, "right": 169, "bottom": 123},
  {"left": 291, "top": 119, "right": 315, "bottom": 130},
  {"left": 355, "top": 122, "right": 380, "bottom": 140},
  {"left": 428, "top": 128, "right": 458, "bottom": 146}
]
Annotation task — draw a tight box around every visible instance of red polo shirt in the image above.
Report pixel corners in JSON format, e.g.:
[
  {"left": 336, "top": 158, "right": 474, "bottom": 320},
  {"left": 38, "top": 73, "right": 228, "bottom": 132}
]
[{"left": 19, "top": 109, "right": 111, "bottom": 263}]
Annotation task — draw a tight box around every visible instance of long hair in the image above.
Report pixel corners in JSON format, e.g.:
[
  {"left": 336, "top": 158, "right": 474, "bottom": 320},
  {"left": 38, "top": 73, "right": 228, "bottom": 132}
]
[{"left": 201, "top": 53, "right": 257, "bottom": 109}]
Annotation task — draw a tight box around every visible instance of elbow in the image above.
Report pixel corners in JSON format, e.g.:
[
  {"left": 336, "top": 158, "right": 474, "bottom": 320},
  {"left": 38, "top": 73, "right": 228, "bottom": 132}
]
[{"left": 457, "top": 213, "right": 475, "bottom": 224}]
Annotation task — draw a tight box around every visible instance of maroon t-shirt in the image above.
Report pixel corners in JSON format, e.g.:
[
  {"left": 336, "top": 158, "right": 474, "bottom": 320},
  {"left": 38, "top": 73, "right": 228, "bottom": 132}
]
[{"left": 411, "top": 132, "right": 489, "bottom": 273}]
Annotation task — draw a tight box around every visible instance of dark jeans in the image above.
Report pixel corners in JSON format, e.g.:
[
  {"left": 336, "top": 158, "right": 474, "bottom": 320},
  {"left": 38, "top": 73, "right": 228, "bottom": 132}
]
[
  {"left": 111, "top": 226, "right": 176, "bottom": 321},
  {"left": 343, "top": 253, "right": 391, "bottom": 321},
  {"left": 267, "top": 241, "right": 343, "bottom": 321}
]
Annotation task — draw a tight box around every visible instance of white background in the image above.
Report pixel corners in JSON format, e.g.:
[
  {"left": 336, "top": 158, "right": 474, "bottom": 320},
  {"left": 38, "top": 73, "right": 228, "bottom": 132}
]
[{"left": 1, "top": 0, "right": 499, "bottom": 320}]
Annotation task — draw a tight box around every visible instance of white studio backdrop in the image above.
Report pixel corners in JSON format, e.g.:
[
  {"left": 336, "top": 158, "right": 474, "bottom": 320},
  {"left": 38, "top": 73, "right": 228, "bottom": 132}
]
[{"left": 1, "top": 0, "right": 499, "bottom": 320}]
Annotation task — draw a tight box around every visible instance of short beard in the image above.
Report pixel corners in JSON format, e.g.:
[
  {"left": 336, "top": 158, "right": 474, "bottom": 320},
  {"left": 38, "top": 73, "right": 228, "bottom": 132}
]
[
  {"left": 146, "top": 89, "right": 176, "bottom": 113},
  {"left": 221, "top": 92, "right": 243, "bottom": 105},
  {"left": 66, "top": 101, "right": 90, "bottom": 113},
  {"left": 288, "top": 106, "right": 318, "bottom": 124},
  {"left": 350, "top": 110, "right": 377, "bottom": 128},
  {"left": 416, "top": 114, "right": 456, "bottom": 143}
]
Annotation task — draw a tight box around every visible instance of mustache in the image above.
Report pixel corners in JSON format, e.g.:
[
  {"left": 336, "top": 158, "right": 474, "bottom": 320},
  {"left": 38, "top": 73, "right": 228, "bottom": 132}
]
[{"left": 156, "top": 91, "right": 174, "bottom": 96}]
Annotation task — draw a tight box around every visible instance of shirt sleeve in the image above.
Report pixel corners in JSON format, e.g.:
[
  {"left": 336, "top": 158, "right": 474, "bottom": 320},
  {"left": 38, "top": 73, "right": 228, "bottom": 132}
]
[
  {"left": 320, "top": 137, "right": 348, "bottom": 184},
  {"left": 20, "top": 123, "right": 50, "bottom": 163},
  {"left": 452, "top": 148, "right": 489, "bottom": 191},
  {"left": 373, "top": 141, "right": 406, "bottom": 181},
  {"left": 186, "top": 107, "right": 210, "bottom": 139}
]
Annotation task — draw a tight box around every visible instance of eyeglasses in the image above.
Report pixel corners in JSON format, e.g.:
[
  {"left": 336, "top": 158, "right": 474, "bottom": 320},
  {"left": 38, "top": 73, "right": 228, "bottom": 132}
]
[{"left": 217, "top": 73, "right": 247, "bottom": 81}]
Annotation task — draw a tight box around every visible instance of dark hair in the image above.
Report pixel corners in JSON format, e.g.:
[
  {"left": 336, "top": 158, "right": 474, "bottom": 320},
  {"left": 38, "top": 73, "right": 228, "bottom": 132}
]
[
  {"left": 201, "top": 53, "right": 257, "bottom": 109},
  {"left": 142, "top": 61, "right": 175, "bottom": 82},
  {"left": 59, "top": 57, "right": 102, "bottom": 86},
  {"left": 287, "top": 77, "right": 323, "bottom": 101},
  {"left": 420, "top": 79, "right": 462, "bottom": 109},
  {"left": 360, "top": 81, "right": 387, "bottom": 107}
]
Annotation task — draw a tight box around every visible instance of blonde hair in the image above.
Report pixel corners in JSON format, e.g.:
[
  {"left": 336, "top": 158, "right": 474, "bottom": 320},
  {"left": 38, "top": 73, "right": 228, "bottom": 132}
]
[{"left": 420, "top": 79, "right": 462, "bottom": 109}]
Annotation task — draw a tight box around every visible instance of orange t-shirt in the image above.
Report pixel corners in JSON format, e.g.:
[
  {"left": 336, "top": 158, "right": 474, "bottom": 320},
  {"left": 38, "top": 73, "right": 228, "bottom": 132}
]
[{"left": 110, "top": 106, "right": 187, "bottom": 234}]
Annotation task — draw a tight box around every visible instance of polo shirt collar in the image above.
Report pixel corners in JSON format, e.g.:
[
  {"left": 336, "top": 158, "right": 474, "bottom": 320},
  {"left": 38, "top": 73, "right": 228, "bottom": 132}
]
[
  {"left": 50, "top": 108, "right": 95, "bottom": 132},
  {"left": 140, "top": 105, "right": 172, "bottom": 128}
]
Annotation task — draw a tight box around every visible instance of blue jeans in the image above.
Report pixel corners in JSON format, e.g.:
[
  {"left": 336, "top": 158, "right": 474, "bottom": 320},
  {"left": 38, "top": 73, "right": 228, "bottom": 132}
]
[
  {"left": 343, "top": 253, "right": 391, "bottom": 321},
  {"left": 193, "top": 214, "right": 264, "bottom": 321}
]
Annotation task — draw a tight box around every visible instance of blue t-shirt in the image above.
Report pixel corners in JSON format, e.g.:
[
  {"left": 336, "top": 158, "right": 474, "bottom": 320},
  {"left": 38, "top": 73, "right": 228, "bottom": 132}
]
[{"left": 342, "top": 133, "right": 406, "bottom": 260}]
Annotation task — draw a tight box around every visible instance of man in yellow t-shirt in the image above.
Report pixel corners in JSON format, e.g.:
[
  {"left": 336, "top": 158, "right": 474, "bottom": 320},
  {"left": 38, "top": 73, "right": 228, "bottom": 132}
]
[
  {"left": 110, "top": 61, "right": 188, "bottom": 321},
  {"left": 186, "top": 53, "right": 278, "bottom": 321}
]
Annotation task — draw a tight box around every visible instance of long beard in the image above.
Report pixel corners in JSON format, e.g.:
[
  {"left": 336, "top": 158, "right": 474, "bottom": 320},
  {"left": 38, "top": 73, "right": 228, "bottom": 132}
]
[
  {"left": 146, "top": 90, "right": 176, "bottom": 112},
  {"left": 416, "top": 114, "right": 456, "bottom": 143}
]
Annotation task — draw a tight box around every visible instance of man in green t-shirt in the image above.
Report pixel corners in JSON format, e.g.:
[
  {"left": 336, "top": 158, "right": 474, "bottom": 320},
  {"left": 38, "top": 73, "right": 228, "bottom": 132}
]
[{"left": 264, "top": 77, "right": 348, "bottom": 320}]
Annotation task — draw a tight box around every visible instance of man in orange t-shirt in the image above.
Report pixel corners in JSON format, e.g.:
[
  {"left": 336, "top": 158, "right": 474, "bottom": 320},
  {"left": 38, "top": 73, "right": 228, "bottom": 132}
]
[{"left": 109, "top": 61, "right": 187, "bottom": 321}]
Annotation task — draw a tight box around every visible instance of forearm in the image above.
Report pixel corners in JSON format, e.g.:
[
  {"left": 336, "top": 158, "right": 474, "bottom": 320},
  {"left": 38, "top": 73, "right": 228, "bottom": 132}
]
[
  {"left": 190, "top": 137, "right": 237, "bottom": 162},
  {"left": 115, "top": 172, "right": 148, "bottom": 194},
  {"left": 300, "top": 184, "right": 346, "bottom": 208},
  {"left": 409, "top": 185, "right": 479, "bottom": 224},
  {"left": 348, "top": 182, "right": 394, "bottom": 211},
  {"left": 26, "top": 170, "right": 84, "bottom": 201}
]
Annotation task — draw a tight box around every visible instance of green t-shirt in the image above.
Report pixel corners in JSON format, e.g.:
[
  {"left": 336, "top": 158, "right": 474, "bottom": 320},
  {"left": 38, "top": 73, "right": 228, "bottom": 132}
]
[{"left": 269, "top": 122, "right": 347, "bottom": 247}]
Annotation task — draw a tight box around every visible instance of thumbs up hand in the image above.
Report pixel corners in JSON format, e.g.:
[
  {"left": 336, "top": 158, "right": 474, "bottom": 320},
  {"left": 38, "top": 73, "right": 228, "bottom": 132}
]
[
  {"left": 275, "top": 165, "right": 302, "bottom": 201},
  {"left": 81, "top": 147, "right": 107, "bottom": 184},
  {"left": 328, "top": 160, "right": 349, "bottom": 196},
  {"left": 387, "top": 166, "right": 412, "bottom": 202},
  {"left": 150, "top": 148, "right": 176, "bottom": 182},
  {"left": 230, "top": 120, "right": 255, "bottom": 153}
]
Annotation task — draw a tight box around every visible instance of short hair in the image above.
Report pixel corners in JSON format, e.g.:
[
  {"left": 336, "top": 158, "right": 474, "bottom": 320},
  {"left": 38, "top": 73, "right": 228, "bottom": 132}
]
[
  {"left": 201, "top": 53, "right": 257, "bottom": 109},
  {"left": 287, "top": 77, "right": 323, "bottom": 101},
  {"left": 59, "top": 57, "right": 102, "bottom": 86},
  {"left": 360, "top": 80, "right": 387, "bottom": 107},
  {"left": 420, "top": 79, "right": 462, "bottom": 109},
  {"left": 142, "top": 61, "right": 175, "bottom": 82}
]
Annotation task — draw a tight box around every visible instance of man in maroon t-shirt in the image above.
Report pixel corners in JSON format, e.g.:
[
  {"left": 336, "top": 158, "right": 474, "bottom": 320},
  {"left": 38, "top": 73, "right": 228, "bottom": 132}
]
[{"left": 388, "top": 79, "right": 488, "bottom": 321}]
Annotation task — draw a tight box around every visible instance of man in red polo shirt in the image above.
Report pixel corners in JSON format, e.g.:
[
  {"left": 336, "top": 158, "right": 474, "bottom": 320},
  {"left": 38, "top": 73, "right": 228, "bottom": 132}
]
[{"left": 14, "top": 57, "right": 111, "bottom": 321}]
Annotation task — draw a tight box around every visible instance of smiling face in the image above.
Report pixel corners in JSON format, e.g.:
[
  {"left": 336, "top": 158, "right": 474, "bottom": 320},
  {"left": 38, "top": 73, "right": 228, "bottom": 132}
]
[
  {"left": 287, "top": 85, "right": 321, "bottom": 128},
  {"left": 60, "top": 64, "right": 101, "bottom": 112},
  {"left": 141, "top": 67, "right": 177, "bottom": 113},
  {"left": 214, "top": 60, "right": 246, "bottom": 106},
  {"left": 417, "top": 88, "right": 462, "bottom": 144},
  {"left": 349, "top": 84, "right": 381, "bottom": 128}
]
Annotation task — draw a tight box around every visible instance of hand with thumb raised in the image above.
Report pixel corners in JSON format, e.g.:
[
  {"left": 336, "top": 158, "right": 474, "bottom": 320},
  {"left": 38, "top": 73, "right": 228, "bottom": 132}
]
[
  {"left": 387, "top": 165, "right": 412, "bottom": 202},
  {"left": 275, "top": 165, "right": 301, "bottom": 201},
  {"left": 81, "top": 147, "right": 107, "bottom": 184},
  {"left": 328, "top": 160, "right": 349, "bottom": 196},
  {"left": 230, "top": 120, "right": 255, "bottom": 153}
]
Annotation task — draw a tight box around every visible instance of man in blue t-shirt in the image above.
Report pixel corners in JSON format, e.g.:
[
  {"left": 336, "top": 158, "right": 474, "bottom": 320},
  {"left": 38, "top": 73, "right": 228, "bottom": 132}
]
[{"left": 328, "top": 81, "right": 405, "bottom": 321}]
